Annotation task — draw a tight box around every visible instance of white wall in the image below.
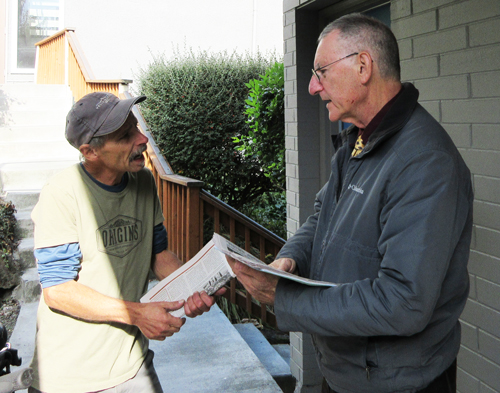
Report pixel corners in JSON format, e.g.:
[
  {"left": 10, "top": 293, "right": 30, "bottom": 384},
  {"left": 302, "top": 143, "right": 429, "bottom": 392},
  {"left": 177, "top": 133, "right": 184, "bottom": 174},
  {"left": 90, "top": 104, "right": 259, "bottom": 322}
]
[
  {"left": 0, "top": 0, "right": 6, "bottom": 83},
  {"left": 64, "top": 0, "right": 283, "bottom": 83}
]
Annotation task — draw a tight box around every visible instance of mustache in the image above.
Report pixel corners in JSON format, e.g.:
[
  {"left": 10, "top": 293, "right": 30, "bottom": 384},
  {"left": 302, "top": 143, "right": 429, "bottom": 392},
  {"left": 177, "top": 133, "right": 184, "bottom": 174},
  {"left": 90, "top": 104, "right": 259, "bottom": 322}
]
[{"left": 129, "top": 145, "right": 147, "bottom": 162}]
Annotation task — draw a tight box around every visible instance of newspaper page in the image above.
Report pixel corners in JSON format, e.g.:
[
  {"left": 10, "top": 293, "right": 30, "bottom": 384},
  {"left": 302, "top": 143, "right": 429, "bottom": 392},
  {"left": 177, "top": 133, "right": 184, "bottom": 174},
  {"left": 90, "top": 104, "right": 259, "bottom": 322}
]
[
  {"left": 140, "top": 240, "right": 235, "bottom": 318},
  {"left": 212, "top": 233, "right": 336, "bottom": 288}
]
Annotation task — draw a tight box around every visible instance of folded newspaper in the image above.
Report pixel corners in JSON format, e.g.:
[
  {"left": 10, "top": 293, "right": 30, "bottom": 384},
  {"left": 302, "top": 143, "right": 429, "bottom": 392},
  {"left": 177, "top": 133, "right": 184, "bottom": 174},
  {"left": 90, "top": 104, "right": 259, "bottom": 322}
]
[{"left": 141, "top": 233, "right": 336, "bottom": 317}]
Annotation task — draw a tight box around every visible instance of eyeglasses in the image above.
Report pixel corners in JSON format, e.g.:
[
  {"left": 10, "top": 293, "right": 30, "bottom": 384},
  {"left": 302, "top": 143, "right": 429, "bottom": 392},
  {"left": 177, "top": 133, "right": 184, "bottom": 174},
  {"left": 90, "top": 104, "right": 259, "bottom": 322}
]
[{"left": 312, "top": 52, "right": 359, "bottom": 82}]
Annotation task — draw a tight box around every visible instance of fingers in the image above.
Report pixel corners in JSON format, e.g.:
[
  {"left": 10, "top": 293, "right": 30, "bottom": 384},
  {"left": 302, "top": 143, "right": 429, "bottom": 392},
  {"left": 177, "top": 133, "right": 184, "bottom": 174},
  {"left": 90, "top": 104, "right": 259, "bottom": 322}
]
[
  {"left": 226, "top": 255, "right": 237, "bottom": 273},
  {"left": 136, "top": 301, "right": 187, "bottom": 340},
  {"left": 214, "top": 287, "right": 227, "bottom": 296},
  {"left": 184, "top": 291, "right": 215, "bottom": 318},
  {"left": 231, "top": 261, "right": 278, "bottom": 306},
  {"left": 232, "top": 260, "right": 256, "bottom": 276}
]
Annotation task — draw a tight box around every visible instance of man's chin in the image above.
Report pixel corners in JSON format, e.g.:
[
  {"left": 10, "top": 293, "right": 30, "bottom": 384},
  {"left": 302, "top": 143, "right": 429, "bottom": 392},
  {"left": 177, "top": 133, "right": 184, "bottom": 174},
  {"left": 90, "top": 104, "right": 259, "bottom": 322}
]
[
  {"left": 328, "top": 112, "right": 341, "bottom": 123},
  {"left": 128, "top": 159, "right": 146, "bottom": 172}
]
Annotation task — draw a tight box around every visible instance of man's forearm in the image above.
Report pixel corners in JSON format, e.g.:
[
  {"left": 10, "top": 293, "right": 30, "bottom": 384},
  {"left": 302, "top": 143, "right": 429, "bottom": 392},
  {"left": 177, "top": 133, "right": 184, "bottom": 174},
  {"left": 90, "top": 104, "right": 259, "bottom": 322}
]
[
  {"left": 152, "top": 249, "right": 183, "bottom": 280},
  {"left": 43, "top": 279, "right": 186, "bottom": 340},
  {"left": 43, "top": 280, "right": 144, "bottom": 325}
]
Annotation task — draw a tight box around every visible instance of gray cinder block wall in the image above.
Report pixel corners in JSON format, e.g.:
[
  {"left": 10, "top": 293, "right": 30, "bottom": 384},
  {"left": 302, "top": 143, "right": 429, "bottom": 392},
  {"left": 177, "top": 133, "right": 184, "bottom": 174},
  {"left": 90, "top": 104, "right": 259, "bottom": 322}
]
[
  {"left": 283, "top": 0, "right": 500, "bottom": 392},
  {"left": 392, "top": 1, "right": 500, "bottom": 392}
]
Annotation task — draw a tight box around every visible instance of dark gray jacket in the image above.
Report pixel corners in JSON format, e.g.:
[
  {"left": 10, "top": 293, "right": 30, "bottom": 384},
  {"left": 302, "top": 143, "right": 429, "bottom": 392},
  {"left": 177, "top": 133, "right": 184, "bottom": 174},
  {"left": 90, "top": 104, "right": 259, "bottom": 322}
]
[{"left": 274, "top": 83, "right": 473, "bottom": 393}]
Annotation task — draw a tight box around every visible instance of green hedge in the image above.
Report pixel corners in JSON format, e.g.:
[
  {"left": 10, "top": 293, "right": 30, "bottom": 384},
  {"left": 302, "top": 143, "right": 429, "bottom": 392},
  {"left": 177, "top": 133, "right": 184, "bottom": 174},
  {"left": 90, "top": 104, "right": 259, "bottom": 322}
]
[
  {"left": 137, "top": 49, "right": 277, "bottom": 209},
  {"left": 235, "top": 62, "right": 285, "bottom": 192}
]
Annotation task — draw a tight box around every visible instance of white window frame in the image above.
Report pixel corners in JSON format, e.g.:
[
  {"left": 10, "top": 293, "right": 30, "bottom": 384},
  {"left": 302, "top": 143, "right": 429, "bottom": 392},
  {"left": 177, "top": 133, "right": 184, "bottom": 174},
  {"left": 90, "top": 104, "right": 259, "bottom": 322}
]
[{"left": 7, "top": 0, "right": 64, "bottom": 75}]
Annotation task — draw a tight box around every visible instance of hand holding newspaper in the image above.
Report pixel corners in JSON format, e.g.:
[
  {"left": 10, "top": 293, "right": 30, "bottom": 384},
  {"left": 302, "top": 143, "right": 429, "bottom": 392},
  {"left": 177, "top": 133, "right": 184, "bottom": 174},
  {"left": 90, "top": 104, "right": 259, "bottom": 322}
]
[{"left": 141, "top": 233, "right": 336, "bottom": 317}]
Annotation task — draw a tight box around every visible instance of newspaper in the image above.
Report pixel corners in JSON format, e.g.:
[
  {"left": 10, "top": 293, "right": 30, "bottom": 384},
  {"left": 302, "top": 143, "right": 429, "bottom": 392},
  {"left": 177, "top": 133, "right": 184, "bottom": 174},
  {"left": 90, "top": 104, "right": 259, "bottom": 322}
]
[
  {"left": 212, "top": 233, "right": 336, "bottom": 288},
  {"left": 140, "top": 239, "right": 236, "bottom": 318},
  {"left": 141, "top": 233, "right": 336, "bottom": 318}
]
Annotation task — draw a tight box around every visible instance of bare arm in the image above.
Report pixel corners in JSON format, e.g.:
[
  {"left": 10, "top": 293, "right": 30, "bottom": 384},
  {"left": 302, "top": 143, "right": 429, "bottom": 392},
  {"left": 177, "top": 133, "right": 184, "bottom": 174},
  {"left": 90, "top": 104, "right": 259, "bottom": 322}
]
[
  {"left": 152, "top": 249, "right": 183, "bottom": 280},
  {"left": 43, "top": 280, "right": 185, "bottom": 340}
]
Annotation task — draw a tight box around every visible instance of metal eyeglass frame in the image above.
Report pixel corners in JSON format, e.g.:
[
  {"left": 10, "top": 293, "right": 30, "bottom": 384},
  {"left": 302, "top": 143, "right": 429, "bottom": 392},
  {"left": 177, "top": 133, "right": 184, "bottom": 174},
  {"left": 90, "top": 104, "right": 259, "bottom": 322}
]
[{"left": 312, "top": 52, "right": 359, "bottom": 82}]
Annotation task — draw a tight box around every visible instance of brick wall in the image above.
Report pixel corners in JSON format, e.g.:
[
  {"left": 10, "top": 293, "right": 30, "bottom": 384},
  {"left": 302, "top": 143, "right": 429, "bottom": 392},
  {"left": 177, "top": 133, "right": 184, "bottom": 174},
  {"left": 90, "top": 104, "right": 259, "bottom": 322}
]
[{"left": 392, "top": 1, "right": 500, "bottom": 392}]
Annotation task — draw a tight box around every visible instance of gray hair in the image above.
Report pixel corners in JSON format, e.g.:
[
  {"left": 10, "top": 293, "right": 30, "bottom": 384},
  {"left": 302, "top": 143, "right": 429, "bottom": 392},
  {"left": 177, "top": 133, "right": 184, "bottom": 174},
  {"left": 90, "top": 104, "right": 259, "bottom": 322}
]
[
  {"left": 319, "top": 13, "right": 400, "bottom": 81},
  {"left": 79, "top": 134, "right": 110, "bottom": 163},
  {"left": 88, "top": 134, "right": 110, "bottom": 150}
]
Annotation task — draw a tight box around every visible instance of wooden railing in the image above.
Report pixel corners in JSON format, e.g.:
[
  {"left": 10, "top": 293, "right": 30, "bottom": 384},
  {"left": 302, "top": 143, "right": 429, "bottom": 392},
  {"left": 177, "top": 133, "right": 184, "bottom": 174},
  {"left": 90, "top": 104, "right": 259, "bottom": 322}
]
[
  {"left": 35, "top": 29, "right": 286, "bottom": 328},
  {"left": 127, "top": 92, "right": 286, "bottom": 327},
  {"left": 35, "top": 29, "right": 131, "bottom": 101}
]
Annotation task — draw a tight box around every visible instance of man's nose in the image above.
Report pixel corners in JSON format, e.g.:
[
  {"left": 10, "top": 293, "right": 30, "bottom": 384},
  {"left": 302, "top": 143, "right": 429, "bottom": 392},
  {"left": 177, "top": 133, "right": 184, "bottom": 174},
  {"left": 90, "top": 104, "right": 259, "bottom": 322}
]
[
  {"left": 309, "top": 75, "right": 323, "bottom": 96},
  {"left": 134, "top": 128, "right": 149, "bottom": 145}
]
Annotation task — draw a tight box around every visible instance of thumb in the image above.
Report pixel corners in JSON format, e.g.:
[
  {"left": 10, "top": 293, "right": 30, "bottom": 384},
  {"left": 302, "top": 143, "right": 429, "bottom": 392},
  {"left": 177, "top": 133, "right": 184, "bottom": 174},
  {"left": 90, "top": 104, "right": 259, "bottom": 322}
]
[
  {"left": 272, "top": 258, "right": 296, "bottom": 273},
  {"left": 160, "top": 300, "right": 185, "bottom": 311}
]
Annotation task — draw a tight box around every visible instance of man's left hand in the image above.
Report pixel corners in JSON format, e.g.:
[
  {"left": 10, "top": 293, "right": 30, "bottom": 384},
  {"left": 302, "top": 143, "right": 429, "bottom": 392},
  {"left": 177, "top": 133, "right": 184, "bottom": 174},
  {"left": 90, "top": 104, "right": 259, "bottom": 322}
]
[{"left": 184, "top": 288, "right": 226, "bottom": 317}]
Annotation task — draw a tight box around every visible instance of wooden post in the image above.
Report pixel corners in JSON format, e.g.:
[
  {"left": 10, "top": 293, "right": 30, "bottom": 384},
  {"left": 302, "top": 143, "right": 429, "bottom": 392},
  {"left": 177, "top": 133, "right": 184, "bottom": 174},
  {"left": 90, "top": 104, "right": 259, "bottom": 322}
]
[{"left": 186, "top": 186, "right": 202, "bottom": 260}]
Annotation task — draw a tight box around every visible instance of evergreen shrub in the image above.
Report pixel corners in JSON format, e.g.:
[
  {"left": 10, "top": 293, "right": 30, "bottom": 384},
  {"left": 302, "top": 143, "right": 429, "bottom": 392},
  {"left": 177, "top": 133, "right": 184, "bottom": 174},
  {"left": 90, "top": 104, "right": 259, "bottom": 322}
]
[
  {"left": 235, "top": 62, "right": 286, "bottom": 239},
  {"left": 234, "top": 62, "right": 285, "bottom": 192},
  {"left": 137, "top": 49, "right": 277, "bottom": 209},
  {"left": 0, "top": 198, "right": 21, "bottom": 290}
]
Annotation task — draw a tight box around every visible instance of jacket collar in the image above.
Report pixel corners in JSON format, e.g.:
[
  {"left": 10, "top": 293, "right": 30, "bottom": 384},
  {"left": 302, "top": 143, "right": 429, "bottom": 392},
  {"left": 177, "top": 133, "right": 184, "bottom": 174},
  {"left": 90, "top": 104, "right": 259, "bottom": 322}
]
[{"left": 341, "top": 83, "right": 420, "bottom": 156}]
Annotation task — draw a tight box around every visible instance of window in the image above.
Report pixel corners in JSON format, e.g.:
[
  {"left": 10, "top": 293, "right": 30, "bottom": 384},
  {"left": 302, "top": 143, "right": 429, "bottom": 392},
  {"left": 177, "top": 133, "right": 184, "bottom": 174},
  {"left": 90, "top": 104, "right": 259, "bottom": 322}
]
[{"left": 17, "top": 0, "right": 60, "bottom": 68}]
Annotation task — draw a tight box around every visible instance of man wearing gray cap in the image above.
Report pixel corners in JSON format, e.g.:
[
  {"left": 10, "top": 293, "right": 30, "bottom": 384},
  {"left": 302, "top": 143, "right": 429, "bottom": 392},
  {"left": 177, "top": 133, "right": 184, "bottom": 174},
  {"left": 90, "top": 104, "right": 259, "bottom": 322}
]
[{"left": 29, "top": 92, "right": 221, "bottom": 393}]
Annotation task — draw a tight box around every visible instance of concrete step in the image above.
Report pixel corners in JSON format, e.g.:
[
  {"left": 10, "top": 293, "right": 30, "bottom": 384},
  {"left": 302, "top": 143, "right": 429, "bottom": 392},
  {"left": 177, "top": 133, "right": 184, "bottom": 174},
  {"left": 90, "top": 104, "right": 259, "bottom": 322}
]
[
  {"left": 150, "top": 305, "right": 283, "bottom": 393},
  {"left": 12, "top": 267, "right": 41, "bottom": 304},
  {"left": 273, "top": 343, "right": 292, "bottom": 366},
  {"left": 234, "top": 323, "right": 295, "bottom": 393},
  {"left": 0, "top": 159, "right": 79, "bottom": 192},
  {"left": 3, "top": 74, "right": 35, "bottom": 83},
  {"left": 0, "top": 124, "right": 66, "bottom": 143},
  {"left": 0, "top": 139, "right": 79, "bottom": 163},
  {"left": 2, "top": 109, "right": 70, "bottom": 127},
  {"left": 0, "top": 95, "right": 71, "bottom": 111},
  {"left": 15, "top": 238, "right": 36, "bottom": 270},
  {"left": 0, "top": 83, "right": 72, "bottom": 98},
  {"left": 0, "top": 84, "right": 76, "bottom": 193},
  {"left": 2, "top": 191, "right": 40, "bottom": 210},
  {"left": 14, "top": 209, "right": 34, "bottom": 239}
]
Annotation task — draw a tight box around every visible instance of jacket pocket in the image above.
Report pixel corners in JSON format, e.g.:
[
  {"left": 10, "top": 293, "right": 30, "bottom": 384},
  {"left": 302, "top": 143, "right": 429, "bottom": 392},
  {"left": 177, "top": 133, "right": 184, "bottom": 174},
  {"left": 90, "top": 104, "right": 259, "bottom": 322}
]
[
  {"left": 318, "top": 232, "right": 382, "bottom": 283},
  {"left": 314, "top": 335, "right": 368, "bottom": 369}
]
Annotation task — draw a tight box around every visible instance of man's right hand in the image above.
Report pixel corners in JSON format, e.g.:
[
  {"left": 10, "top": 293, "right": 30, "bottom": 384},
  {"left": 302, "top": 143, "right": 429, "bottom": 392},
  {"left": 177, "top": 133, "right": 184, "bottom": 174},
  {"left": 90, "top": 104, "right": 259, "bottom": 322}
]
[
  {"left": 132, "top": 301, "right": 186, "bottom": 341},
  {"left": 43, "top": 280, "right": 187, "bottom": 341}
]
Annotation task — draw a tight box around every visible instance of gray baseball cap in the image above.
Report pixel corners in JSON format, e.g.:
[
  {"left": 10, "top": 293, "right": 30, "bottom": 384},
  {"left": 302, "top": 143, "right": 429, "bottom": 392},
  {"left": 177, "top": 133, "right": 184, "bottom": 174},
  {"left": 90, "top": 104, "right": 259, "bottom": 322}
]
[{"left": 65, "top": 92, "right": 146, "bottom": 149}]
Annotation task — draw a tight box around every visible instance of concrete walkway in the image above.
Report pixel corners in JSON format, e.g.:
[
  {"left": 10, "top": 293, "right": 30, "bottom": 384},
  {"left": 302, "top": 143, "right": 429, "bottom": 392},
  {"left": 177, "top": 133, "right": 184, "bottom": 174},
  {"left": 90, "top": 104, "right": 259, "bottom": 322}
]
[{"left": 9, "top": 301, "right": 283, "bottom": 392}]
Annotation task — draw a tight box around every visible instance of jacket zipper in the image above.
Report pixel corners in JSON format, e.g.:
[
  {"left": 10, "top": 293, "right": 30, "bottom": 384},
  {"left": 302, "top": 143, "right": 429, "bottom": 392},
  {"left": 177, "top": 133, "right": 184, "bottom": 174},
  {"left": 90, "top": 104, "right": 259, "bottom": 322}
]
[{"left": 366, "top": 366, "right": 371, "bottom": 380}]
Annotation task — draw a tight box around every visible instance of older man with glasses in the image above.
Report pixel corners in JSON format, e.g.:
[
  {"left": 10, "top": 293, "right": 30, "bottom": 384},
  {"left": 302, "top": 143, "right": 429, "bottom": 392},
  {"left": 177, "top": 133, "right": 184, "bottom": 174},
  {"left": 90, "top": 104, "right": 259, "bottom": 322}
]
[{"left": 229, "top": 13, "right": 473, "bottom": 393}]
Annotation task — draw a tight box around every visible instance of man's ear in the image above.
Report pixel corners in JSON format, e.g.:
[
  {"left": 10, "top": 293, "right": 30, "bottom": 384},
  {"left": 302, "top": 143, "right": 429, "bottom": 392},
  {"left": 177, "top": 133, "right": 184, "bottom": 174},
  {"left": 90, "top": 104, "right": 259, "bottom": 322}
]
[
  {"left": 79, "top": 144, "right": 98, "bottom": 162},
  {"left": 358, "top": 52, "right": 373, "bottom": 84}
]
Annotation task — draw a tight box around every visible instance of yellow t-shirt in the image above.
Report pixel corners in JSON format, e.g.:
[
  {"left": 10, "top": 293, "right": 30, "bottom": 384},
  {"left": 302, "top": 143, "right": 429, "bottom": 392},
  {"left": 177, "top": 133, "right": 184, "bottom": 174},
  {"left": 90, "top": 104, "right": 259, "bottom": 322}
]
[{"left": 31, "top": 164, "right": 164, "bottom": 393}]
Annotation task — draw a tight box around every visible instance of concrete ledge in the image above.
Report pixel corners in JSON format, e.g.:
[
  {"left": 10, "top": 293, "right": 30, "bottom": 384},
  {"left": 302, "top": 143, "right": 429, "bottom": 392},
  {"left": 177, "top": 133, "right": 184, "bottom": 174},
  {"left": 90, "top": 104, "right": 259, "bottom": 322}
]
[
  {"left": 234, "top": 323, "right": 295, "bottom": 393},
  {"left": 150, "top": 306, "right": 283, "bottom": 392}
]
